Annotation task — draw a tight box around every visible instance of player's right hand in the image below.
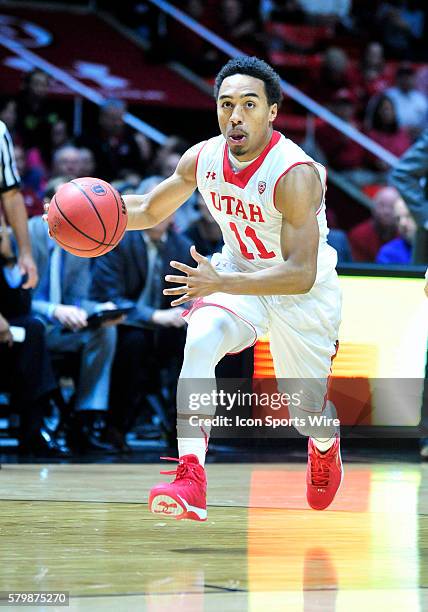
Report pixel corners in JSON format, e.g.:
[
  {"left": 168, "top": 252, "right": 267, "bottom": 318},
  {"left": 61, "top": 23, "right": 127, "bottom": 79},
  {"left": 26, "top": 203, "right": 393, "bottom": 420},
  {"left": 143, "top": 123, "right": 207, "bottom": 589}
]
[
  {"left": 425, "top": 280, "right": 428, "bottom": 298},
  {"left": 53, "top": 305, "right": 88, "bottom": 331},
  {"left": 151, "top": 307, "right": 185, "bottom": 328}
]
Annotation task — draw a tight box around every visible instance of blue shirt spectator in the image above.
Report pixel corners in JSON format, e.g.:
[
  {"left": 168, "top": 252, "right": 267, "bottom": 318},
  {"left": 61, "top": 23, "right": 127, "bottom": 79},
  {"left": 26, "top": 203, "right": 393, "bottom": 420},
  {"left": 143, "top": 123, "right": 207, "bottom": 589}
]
[{"left": 376, "top": 236, "right": 412, "bottom": 264}]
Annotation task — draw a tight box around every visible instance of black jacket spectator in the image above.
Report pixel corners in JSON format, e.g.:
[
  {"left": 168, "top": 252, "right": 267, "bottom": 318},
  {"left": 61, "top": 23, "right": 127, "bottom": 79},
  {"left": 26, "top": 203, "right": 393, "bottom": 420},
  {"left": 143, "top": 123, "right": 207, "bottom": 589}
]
[
  {"left": 0, "top": 232, "right": 62, "bottom": 456},
  {"left": 90, "top": 224, "right": 193, "bottom": 436}
]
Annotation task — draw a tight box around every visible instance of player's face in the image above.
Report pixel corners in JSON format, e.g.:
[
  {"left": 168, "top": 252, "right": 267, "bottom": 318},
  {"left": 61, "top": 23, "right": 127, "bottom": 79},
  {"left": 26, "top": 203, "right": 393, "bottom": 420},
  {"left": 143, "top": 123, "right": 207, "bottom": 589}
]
[{"left": 217, "top": 74, "right": 277, "bottom": 160}]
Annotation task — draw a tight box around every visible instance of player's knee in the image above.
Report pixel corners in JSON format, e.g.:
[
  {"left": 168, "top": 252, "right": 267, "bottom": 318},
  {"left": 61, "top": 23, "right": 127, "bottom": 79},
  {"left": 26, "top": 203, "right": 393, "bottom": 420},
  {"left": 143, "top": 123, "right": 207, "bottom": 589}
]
[
  {"left": 186, "top": 309, "right": 232, "bottom": 350},
  {"left": 183, "top": 329, "right": 211, "bottom": 361}
]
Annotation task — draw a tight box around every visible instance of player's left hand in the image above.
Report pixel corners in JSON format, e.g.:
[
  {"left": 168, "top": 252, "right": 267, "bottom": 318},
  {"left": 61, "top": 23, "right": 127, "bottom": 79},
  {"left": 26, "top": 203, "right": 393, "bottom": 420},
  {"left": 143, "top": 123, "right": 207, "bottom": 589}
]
[{"left": 164, "top": 245, "right": 221, "bottom": 307}]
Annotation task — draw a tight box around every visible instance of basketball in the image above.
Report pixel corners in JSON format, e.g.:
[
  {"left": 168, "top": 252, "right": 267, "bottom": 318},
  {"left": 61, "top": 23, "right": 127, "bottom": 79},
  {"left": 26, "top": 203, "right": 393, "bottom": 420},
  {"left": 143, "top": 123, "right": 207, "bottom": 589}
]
[{"left": 47, "top": 177, "right": 128, "bottom": 257}]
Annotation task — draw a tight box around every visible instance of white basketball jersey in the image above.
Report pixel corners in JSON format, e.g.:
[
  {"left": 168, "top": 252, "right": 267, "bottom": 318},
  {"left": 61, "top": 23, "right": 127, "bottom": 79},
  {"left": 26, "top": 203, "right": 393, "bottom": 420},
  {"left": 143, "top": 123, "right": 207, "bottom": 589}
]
[{"left": 196, "top": 130, "right": 337, "bottom": 283}]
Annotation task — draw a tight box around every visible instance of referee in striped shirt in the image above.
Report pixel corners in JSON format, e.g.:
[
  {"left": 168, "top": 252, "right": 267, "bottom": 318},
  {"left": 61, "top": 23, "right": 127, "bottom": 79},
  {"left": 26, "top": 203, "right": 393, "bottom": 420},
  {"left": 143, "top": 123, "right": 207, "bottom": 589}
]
[{"left": 0, "top": 120, "right": 37, "bottom": 288}]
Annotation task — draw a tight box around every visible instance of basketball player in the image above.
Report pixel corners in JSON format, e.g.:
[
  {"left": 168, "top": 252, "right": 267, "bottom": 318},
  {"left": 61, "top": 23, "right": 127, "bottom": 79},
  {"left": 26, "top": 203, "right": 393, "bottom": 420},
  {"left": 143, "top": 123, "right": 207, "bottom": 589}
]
[
  {"left": 48, "top": 57, "right": 343, "bottom": 517},
  {"left": 119, "top": 57, "right": 343, "bottom": 519}
]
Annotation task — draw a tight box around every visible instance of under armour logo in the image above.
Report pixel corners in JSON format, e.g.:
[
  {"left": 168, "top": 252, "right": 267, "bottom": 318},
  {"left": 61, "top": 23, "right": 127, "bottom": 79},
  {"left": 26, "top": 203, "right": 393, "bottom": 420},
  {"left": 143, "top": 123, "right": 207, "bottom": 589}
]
[{"left": 206, "top": 171, "right": 216, "bottom": 180}]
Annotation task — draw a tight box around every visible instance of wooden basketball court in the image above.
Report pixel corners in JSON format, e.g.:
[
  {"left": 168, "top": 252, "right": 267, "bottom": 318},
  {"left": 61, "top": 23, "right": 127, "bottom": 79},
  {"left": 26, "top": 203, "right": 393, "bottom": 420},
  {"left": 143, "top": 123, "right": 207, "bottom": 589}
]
[{"left": 0, "top": 461, "right": 426, "bottom": 611}]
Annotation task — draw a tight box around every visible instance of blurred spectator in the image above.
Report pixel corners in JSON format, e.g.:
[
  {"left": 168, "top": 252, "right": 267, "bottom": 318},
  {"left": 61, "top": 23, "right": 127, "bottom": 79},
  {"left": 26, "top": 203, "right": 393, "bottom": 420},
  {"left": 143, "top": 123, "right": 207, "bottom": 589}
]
[
  {"left": 0, "top": 96, "right": 19, "bottom": 143},
  {"left": 30, "top": 179, "right": 124, "bottom": 453},
  {"left": 185, "top": 192, "right": 223, "bottom": 257},
  {"left": 112, "top": 170, "right": 143, "bottom": 196},
  {"left": 166, "top": 1, "right": 219, "bottom": 75},
  {"left": 364, "top": 94, "right": 412, "bottom": 173},
  {"left": 327, "top": 229, "right": 353, "bottom": 263},
  {"left": 77, "top": 147, "right": 96, "bottom": 177},
  {"left": 90, "top": 195, "right": 193, "bottom": 441},
  {"left": 391, "top": 128, "right": 428, "bottom": 263},
  {"left": 386, "top": 63, "right": 428, "bottom": 139},
  {"left": 149, "top": 135, "right": 190, "bottom": 176},
  {"left": 0, "top": 214, "right": 66, "bottom": 456},
  {"left": 44, "top": 119, "right": 74, "bottom": 171},
  {"left": 51, "top": 145, "right": 81, "bottom": 179},
  {"left": 375, "top": 1, "right": 425, "bottom": 60},
  {"left": 214, "top": 0, "right": 264, "bottom": 56},
  {"left": 140, "top": 149, "right": 198, "bottom": 232},
  {"left": 51, "top": 119, "right": 72, "bottom": 152},
  {"left": 315, "top": 89, "right": 374, "bottom": 187},
  {"left": 0, "top": 121, "right": 38, "bottom": 289},
  {"left": 13, "top": 145, "right": 44, "bottom": 217},
  {"left": 298, "top": 0, "right": 352, "bottom": 27},
  {"left": 362, "top": 41, "right": 386, "bottom": 76},
  {"left": 351, "top": 42, "right": 392, "bottom": 115},
  {"left": 158, "top": 150, "right": 181, "bottom": 178},
  {"left": 308, "top": 47, "right": 354, "bottom": 105},
  {"left": 261, "top": 0, "right": 305, "bottom": 23},
  {"left": 416, "top": 65, "right": 428, "bottom": 100},
  {"left": 348, "top": 186, "right": 399, "bottom": 262},
  {"left": 376, "top": 197, "right": 416, "bottom": 263},
  {"left": 79, "top": 99, "right": 151, "bottom": 182},
  {"left": 15, "top": 69, "right": 60, "bottom": 160}
]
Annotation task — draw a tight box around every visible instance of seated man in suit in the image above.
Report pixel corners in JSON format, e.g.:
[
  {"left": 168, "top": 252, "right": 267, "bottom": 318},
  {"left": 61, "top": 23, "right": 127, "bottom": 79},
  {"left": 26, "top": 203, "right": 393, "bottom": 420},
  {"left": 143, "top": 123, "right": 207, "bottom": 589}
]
[
  {"left": 0, "top": 214, "right": 67, "bottom": 456},
  {"left": 90, "top": 178, "right": 193, "bottom": 441},
  {"left": 29, "top": 178, "right": 123, "bottom": 453}
]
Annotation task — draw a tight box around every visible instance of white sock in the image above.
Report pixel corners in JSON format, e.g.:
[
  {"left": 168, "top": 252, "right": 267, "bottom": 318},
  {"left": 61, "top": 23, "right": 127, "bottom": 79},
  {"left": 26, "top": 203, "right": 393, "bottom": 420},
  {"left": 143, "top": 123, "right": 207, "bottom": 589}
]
[
  {"left": 312, "top": 437, "right": 336, "bottom": 453},
  {"left": 178, "top": 437, "right": 207, "bottom": 466}
]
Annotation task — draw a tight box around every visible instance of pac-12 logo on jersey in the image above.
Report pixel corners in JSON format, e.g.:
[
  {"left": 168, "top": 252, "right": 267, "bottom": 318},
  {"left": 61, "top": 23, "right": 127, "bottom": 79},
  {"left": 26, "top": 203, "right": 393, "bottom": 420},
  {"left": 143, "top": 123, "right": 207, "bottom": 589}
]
[{"left": 258, "top": 181, "right": 266, "bottom": 194}]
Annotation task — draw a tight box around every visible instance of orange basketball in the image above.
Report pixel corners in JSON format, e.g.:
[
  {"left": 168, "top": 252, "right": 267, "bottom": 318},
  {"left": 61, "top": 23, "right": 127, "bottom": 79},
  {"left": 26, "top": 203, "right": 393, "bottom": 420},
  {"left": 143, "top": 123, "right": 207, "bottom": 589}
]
[{"left": 47, "top": 177, "right": 128, "bottom": 257}]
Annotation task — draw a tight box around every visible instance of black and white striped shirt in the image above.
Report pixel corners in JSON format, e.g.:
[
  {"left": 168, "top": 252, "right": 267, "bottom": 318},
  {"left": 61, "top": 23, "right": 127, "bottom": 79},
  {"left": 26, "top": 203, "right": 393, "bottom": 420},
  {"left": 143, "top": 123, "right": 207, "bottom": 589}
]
[{"left": 0, "top": 120, "right": 20, "bottom": 194}]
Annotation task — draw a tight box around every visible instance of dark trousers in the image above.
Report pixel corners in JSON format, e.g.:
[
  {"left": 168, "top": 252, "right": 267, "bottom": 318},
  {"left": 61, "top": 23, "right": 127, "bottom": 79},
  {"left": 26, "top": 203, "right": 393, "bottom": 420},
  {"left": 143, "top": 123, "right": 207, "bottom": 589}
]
[
  {"left": 0, "top": 315, "right": 57, "bottom": 441},
  {"left": 109, "top": 324, "right": 186, "bottom": 433}
]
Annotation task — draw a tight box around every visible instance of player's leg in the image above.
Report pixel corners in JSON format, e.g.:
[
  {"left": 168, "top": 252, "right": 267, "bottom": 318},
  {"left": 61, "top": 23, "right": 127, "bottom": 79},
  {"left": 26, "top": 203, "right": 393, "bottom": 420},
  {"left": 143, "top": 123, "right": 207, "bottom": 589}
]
[
  {"left": 149, "top": 296, "right": 267, "bottom": 521},
  {"left": 177, "top": 305, "right": 256, "bottom": 461},
  {"left": 269, "top": 278, "right": 342, "bottom": 510}
]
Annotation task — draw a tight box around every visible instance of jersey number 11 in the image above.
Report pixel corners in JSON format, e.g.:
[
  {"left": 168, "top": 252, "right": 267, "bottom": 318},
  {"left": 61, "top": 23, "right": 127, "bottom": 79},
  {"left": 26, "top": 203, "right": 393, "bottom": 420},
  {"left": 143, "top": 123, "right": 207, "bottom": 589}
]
[{"left": 229, "top": 222, "right": 275, "bottom": 260}]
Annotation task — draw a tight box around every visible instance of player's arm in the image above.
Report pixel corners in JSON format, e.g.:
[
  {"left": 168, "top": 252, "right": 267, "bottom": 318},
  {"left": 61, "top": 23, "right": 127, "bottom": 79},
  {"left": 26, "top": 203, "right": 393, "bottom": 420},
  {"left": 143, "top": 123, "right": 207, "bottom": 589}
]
[
  {"left": 123, "top": 141, "right": 205, "bottom": 230},
  {"left": 164, "top": 164, "right": 321, "bottom": 305}
]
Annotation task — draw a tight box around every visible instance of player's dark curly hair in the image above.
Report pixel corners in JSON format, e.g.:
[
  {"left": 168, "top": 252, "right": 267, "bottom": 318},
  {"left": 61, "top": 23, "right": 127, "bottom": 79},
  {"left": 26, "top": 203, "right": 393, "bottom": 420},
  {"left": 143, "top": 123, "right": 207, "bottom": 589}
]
[{"left": 214, "top": 57, "right": 283, "bottom": 107}]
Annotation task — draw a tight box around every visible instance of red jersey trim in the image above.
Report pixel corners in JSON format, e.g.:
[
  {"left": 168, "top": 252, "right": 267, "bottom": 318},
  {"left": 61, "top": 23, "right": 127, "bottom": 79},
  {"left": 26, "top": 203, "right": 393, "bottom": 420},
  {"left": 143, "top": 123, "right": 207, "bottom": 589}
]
[
  {"left": 272, "top": 161, "right": 326, "bottom": 214},
  {"left": 222, "top": 130, "right": 282, "bottom": 189},
  {"left": 194, "top": 141, "right": 208, "bottom": 181}
]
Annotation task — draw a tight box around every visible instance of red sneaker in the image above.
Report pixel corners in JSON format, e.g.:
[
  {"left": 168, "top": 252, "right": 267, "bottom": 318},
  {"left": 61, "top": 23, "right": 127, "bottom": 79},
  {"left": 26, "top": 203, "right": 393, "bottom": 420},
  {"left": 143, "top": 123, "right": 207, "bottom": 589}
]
[
  {"left": 306, "top": 437, "right": 343, "bottom": 510},
  {"left": 149, "top": 454, "right": 207, "bottom": 521}
]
